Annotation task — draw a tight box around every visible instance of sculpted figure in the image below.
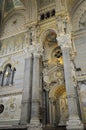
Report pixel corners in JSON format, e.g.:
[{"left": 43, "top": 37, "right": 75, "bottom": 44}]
[
  {"left": 57, "top": 16, "right": 65, "bottom": 36},
  {"left": 57, "top": 16, "right": 71, "bottom": 36}
]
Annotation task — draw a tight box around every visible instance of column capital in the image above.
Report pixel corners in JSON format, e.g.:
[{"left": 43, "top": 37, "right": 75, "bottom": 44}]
[
  {"left": 33, "top": 44, "right": 44, "bottom": 58},
  {"left": 57, "top": 34, "right": 71, "bottom": 50},
  {"left": 24, "top": 45, "right": 43, "bottom": 58},
  {"left": 23, "top": 46, "right": 33, "bottom": 58}
]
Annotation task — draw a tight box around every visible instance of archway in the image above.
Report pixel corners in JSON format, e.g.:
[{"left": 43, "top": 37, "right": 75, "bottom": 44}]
[
  {"left": 41, "top": 29, "right": 68, "bottom": 127},
  {"left": 49, "top": 85, "right": 68, "bottom": 126}
]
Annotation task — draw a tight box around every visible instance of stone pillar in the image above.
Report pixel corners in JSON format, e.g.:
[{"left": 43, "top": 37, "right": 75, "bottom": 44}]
[
  {"left": 49, "top": 99, "right": 55, "bottom": 127},
  {"left": 42, "top": 90, "right": 46, "bottom": 126},
  {"left": 57, "top": 34, "right": 84, "bottom": 130},
  {"left": 20, "top": 51, "right": 33, "bottom": 125},
  {"left": 45, "top": 91, "right": 50, "bottom": 125},
  {"left": 55, "top": 99, "right": 60, "bottom": 124},
  {"left": 30, "top": 52, "right": 40, "bottom": 124},
  {"left": 29, "top": 45, "right": 43, "bottom": 130}
]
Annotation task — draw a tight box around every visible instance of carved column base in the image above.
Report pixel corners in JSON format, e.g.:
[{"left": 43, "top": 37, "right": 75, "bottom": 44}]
[
  {"left": 30, "top": 118, "right": 40, "bottom": 126},
  {"left": 58, "top": 119, "right": 67, "bottom": 126},
  {"left": 27, "top": 124, "right": 42, "bottom": 130},
  {"left": 66, "top": 117, "right": 84, "bottom": 130}
]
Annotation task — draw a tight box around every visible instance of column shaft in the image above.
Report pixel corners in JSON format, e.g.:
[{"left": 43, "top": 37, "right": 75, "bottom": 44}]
[
  {"left": 30, "top": 53, "right": 41, "bottom": 125},
  {"left": 20, "top": 54, "right": 33, "bottom": 124},
  {"left": 62, "top": 47, "right": 84, "bottom": 130},
  {"left": 46, "top": 91, "right": 50, "bottom": 125},
  {"left": 57, "top": 34, "right": 84, "bottom": 130},
  {"left": 63, "top": 48, "right": 79, "bottom": 117}
]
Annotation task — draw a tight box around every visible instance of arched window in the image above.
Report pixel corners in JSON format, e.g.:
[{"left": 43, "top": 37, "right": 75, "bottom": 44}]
[
  {"left": 0, "top": 64, "right": 16, "bottom": 86},
  {"left": 3, "top": 64, "right": 12, "bottom": 86}
]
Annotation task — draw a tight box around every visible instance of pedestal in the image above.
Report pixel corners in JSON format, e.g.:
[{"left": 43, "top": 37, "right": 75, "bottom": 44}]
[
  {"left": 27, "top": 124, "right": 42, "bottom": 130},
  {"left": 66, "top": 118, "right": 84, "bottom": 130}
]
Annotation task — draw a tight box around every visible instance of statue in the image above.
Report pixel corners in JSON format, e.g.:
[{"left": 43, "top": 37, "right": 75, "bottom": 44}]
[
  {"left": 57, "top": 16, "right": 71, "bottom": 36},
  {"left": 57, "top": 16, "right": 65, "bottom": 36}
]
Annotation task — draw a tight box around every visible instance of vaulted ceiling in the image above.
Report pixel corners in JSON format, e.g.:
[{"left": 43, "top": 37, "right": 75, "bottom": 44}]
[
  {"left": 0, "top": 0, "right": 82, "bottom": 24},
  {"left": 0, "top": 0, "right": 25, "bottom": 23}
]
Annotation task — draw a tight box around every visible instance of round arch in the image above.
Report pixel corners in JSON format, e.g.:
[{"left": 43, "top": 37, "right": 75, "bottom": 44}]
[
  {"left": 72, "top": 0, "right": 86, "bottom": 31},
  {"left": 0, "top": 58, "right": 17, "bottom": 72},
  {"left": 49, "top": 85, "right": 66, "bottom": 100},
  {"left": 39, "top": 28, "right": 58, "bottom": 45}
]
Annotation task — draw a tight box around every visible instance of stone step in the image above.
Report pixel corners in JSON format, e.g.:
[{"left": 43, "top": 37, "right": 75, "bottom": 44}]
[{"left": 43, "top": 126, "right": 66, "bottom": 130}]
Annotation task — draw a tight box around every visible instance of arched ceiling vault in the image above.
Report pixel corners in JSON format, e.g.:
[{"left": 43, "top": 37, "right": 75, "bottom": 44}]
[
  {"left": 0, "top": 0, "right": 25, "bottom": 24},
  {"left": 66, "top": 0, "right": 84, "bottom": 18},
  {"left": 0, "top": 0, "right": 84, "bottom": 24}
]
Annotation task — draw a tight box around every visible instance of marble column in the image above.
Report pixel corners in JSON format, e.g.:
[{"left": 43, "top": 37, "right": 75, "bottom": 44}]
[
  {"left": 49, "top": 99, "right": 55, "bottom": 127},
  {"left": 20, "top": 52, "right": 33, "bottom": 125},
  {"left": 28, "top": 46, "right": 43, "bottom": 130},
  {"left": 57, "top": 34, "right": 84, "bottom": 130},
  {"left": 55, "top": 99, "right": 60, "bottom": 124},
  {"left": 45, "top": 91, "right": 50, "bottom": 125}
]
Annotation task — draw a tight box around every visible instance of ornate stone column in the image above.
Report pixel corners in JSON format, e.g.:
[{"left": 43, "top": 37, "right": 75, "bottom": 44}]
[
  {"left": 20, "top": 47, "right": 33, "bottom": 124},
  {"left": 45, "top": 91, "right": 50, "bottom": 125},
  {"left": 29, "top": 45, "right": 43, "bottom": 130},
  {"left": 57, "top": 34, "right": 84, "bottom": 130}
]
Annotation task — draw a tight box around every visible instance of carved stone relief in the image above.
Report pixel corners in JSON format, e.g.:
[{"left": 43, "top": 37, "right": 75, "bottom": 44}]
[
  {"left": 0, "top": 94, "right": 22, "bottom": 122},
  {"left": 59, "top": 94, "right": 68, "bottom": 125},
  {"left": 0, "top": 32, "right": 25, "bottom": 56},
  {"left": 56, "top": 15, "right": 71, "bottom": 36},
  {"left": 43, "top": 65, "right": 64, "bottom": 90}
]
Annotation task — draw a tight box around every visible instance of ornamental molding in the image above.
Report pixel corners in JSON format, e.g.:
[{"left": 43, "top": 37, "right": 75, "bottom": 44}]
[
  {"left": 0, "top": 57, "right": 18, "bottom": 71},
  {"left": 43, "top": 65, "right": 64, "bottom": 91},
  {"left": 0, "top": 87, "right": 22, "bottom": 97}
]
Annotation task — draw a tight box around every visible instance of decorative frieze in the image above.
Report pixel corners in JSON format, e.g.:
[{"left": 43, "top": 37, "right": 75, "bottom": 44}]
[{"left": 0, "top": 32, "right": 25, "bottom": 56}]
